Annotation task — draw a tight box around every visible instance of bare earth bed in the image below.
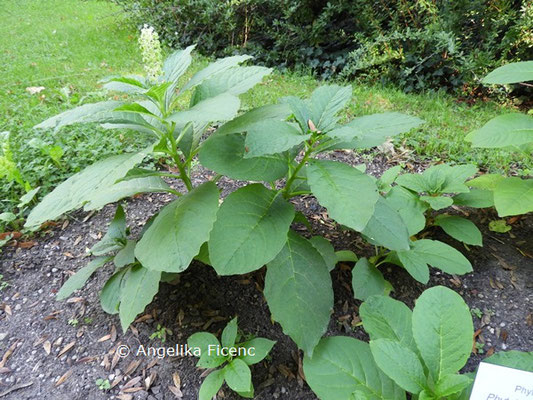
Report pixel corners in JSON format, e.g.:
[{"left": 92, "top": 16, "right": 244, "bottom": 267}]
[{"left": 0, "top": 150, "right": 532, "bottom": 400}]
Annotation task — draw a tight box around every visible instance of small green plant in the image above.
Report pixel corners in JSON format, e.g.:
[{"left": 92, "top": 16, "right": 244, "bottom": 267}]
[
  {"left": 188, "top": 318, "right": 275, "bottom": 399},
  {"left": 149, "top": 324, "right": 172, "bottom": 342},
  {"left": 83, "top": 317, "right": 93, "bottom": 325},
  {"left": 465, "top": 61, "right": 533, "bottom": 217},
  {"left": 470, "top": 307, "right": 483, "bottom": 319},
  {"left": 0, "top": 187, "right": 40, "bottom": 233},
  {"left": 304, "top": 286, "right": 533, "bottom": 400},
  {"left": 475, "top": 342, "right": 485, "bottom": 354},
  {"left": 0, "top": 131, "right": 31, "bottom": 192},
  {"left": 489, "top": 219, "right": 512, "bottom": 233},
  {"left": 95, "top": 378, "right": 111, "bottom": 391},
  {"left": 67, "top": 318, "right": 79, "bottom": 327},
  {"left": 0, "top": 274, "right": 10, "bottom": 291}
]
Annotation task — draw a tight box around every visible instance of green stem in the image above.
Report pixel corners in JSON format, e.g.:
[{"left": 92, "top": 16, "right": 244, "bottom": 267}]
[
  {"left": 166, "top": 124, "right": 193, "bottom": 191},
  {"left": 283, "top": 141, "right": 315, "bottom": 198}
]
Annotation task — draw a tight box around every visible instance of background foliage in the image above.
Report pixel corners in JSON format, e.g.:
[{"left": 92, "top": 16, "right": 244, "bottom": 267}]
[{"left": 114, "top": 0, "right": 533, "bottom": 92}]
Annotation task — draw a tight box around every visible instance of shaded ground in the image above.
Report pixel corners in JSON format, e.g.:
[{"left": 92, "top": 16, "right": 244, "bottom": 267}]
[{"left": 0, "top": 151, "right": 532, "bottom": 400}]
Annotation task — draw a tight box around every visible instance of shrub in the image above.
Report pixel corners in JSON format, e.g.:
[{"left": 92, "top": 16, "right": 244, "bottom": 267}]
[{"left": 113, "top": 0, "right": 533, "bottom": 92}]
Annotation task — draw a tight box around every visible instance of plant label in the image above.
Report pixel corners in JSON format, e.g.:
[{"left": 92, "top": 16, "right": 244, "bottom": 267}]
[{"left": 470, "top": 362, "right": 533, "bottom": 400}]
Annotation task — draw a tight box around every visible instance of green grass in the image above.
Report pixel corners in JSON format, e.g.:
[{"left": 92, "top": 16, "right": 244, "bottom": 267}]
[{"left": 0, "top": 0, "right": 529, "bottom": 220}]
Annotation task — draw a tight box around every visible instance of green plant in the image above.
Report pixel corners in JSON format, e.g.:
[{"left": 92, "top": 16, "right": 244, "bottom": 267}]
[
  {"left": 188, "top": 317, "right": 275, "bottom": 399},
  {"left": 348, "top": 163, "right": 484, "bottom": 298},
  {"left": 465, "top": 61, "right": 533, "bottom": 217},
  {"left": 68, "top": 318, "right": 79, "bottom": 327},
  {"left": 303, "top": 286, "right": 533, "bottom": 399},
  {"left": 470, "top": 307, "right": 483, "bottom": 319},
  {"left": 0, "top": 274, "right": 9, "bottom": 291},
  {"left": 150, "top": 324, "right": 172, "bottom": 343},
  {"left": 0, "top": 187, "right": 40, "bottom": 233},
  {"left": 95, "top": 378, "right": 111, "bottom": 391},
  {"left": 31, "top": 63, "right": 427, "bottom": 360}
]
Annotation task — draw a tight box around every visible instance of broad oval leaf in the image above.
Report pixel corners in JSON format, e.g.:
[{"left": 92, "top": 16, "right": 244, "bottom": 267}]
[
  {"left": 361, "top": 197, "right": 410, "bottom": 251},
  {"left": 412, "top": 286, "right": 474, "bottom": 381},
  {"left": 352, "top": 258, "right": 388, "bottom": 301},
  {"left": 309, "top": 235, "right": 337, "bottom": 272},
  {"left": 484, "top": 350, "right": 533, "bottom": 371},
  {"left": 198, "top": 370, "right": 225, "bottom": 400},
  {"left": 188, "top": 332, "right": 226, "bottom": 368},
  {"left": 453, "top": 189, "right": 494, "bottom": 208},
  {"left": 209, "top": 184, "right": 294, "bottom": 275},
  {"left": 135, "top": 182, "right": 220, "bottom": 272},
  {"left": 244, "top": 120, "right": 309, "bottom": 158},
  {"left": 385, "top": 186, "right": 427, "bottom": 236},
  {"left": 199, "top": 132, "right": 288, "bottom": 181},
  {"left": 237, "top": 338, "right": 276, "bottom": 365},
  {"left": 216, "top": 103, "right": 291, "bottom": 136},
  {"left": 182, "top": 55, "right": 252, "bottom": 92},
  {"left": 118, "top": 265, "right": 161, "bottom": 332},
  {"left": 434, "top": 215, "right": 482, "bottom": 246},
  {"left": 482, "top": 61, "right": 533, "bottom": 84},
  {"left": 466, "top": 113, "right": 533, "bottom": 148},
  {"left": 494, "top": 177, "right": 533, "bottom": 217},
  {"left": 162, "top": 45, "right": 196, "bottom": 83},
  {"left": 307, "top": 159, "right": 379, "bottom": 232},
  {"left": 303, "top": 336, "right": 406, "bottom": 400},
  {"left": 25, "top": 149, "right": 151, "bottom": 230},
  {"left": 360, "top": 295, "right": 416, "bottom": 352},
  {"left": 370, "top": 339, "right": 428, "bottom": 394},
  {"left": 264, "top": 232, "right": 333, "bottom": 355}
]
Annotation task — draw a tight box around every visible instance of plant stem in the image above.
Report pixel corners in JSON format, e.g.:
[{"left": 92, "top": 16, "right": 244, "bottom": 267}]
[{"left": 283, "top": 139, "right": 316, "bottom": 198}]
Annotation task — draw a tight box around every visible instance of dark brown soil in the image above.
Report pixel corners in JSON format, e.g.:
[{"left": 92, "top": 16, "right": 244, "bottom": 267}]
[{"left": 0, "top": 150, "right": 531, "bottom": 400}]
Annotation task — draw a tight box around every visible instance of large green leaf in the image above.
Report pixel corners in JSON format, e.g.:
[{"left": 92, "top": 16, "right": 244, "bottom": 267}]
[
  {"left": 482, "top": 61, "right": 533, "bottom": 84},
  {"left": 466, "top": 113, "right": 533, "bottom": 148},
  {"left": 307, "top": 159, "right": 379, "bottom": 231},
  {"left": 34, "top": 101, "right": 124, "bottom": 132},
  {"left": 303, "top": 336, "right": 405, "bottom": 400},
  {"left": 182, "top": 55, "right": 252, "bottom": 92},
  {"left": 199, "top": 132, "right": 288, "bottom": 181},
  {"left": 309, "top": 85, "right": 352, "bottom": 132},
  {"left": 102, "top": 75, "right": 147, "bottom": 94},
  {"left": 168, "top": 93, "right": 240, "bottom": 125},
  {"left": 493, "top": 177, "right": 533, "bottom": 216},
  {"left": 135, "top": 182, "right": 219, "bottom": 272},
  {"left": 327, "top": 112, "right": 424, "bottom": 147},
  {"left": 412, "top": 286, "right": 473, "bottom": 381},
  {"left": 435, "top": 375, "right": 472, "bottom": 398},
  {"left": 385, "top": 186, "right": 427, "bottom": 236},
  {"left": 216, "top": 104, "right": 291, "bottom": 136},
  {"left": 209, "top": 184, "right": 294, "bottom": 275},
  {"left": 397, "top": 239, "right": 473, "bottom": 283},
  {"left": 361, "top": 197, "right": 410, "bottom": 251},
  {"left": 244, "top": 120, "right": 309, "bottom": 158},
  {"left": 118, "top": 265, "right": 161, "bottom": 332},
  {"left": 434, "top": 215, "right": 482, "bottom": 246},
  {"left": 25, "top": 149, "right": 151, "bottom": 229},
  {"left": 484, "top": 350, "right": 533, "bottom": 371},
  {"left": 83, "top": 176, "right": 171, "bottom": 211},
  {"left": 56, "top": 257, "right": 112, "bottom": 300},
  {"left": 264, "top": 232, "right": 333, "bottom": 355},
  {"left": 191, "top": 66, "right": 271, "bottom": 105},
  {"left": 352, "top": 258, "right": 388, "bottom": 301},
  {"left": 360, "top": 295, "right": 416, "bottom": 352},
  {"left": 370, "top": 339, "right": 427, "bottom": 394}
]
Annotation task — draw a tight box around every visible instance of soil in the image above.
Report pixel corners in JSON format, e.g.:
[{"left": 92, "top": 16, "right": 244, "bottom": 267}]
[{"left": 0, "top": 149, "right": 532, "bottom": 400}]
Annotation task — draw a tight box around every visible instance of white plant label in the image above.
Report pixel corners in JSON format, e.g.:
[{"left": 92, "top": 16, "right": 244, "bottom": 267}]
[{"left": 470, "top": 362, "right": 533, "bottom": 400}]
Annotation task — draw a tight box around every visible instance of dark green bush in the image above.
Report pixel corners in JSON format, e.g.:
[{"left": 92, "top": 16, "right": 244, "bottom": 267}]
[{"left": 114, "top": 0, "right": 533, "bottom": 92}]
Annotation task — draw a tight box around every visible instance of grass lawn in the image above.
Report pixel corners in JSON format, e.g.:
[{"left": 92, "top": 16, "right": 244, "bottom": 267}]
[{"left": 0, "top": 0, "right": 528, "bottom": 217}]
